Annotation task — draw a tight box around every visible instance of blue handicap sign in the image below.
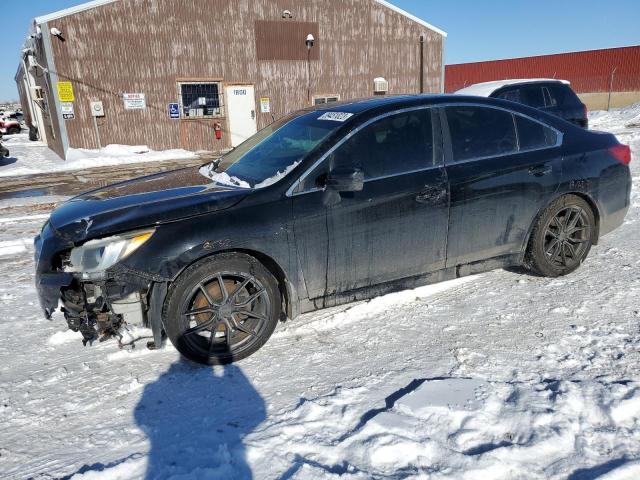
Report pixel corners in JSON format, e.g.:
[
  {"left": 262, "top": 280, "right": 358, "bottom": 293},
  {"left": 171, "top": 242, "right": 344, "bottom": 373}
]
[{"left": 168, "top": 103, "right": 180, "bottom": 119}]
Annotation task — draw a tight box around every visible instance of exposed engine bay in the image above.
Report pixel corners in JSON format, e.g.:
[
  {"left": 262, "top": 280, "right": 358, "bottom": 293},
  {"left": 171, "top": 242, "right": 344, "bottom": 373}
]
[{"left": 60, "top": 279, "right": 150, "bottom": 347}]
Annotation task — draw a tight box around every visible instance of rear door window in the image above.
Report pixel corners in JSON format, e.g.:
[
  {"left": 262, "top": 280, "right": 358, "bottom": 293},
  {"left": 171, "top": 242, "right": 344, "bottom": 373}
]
[
  {"left": 520, "top": 87, "right": 546, "bottom": 108},
  {"left": 495, "top": 89, "right": 521, "bottom": 103},
  {"left": 515, "top": 115, "right": 558, "bottom": 150},
  {"left": 542, "top": 87, "right": 557, "bottom": 107},
  {"left": 445, "top": 106, "right": 518, "bottom": 162}
]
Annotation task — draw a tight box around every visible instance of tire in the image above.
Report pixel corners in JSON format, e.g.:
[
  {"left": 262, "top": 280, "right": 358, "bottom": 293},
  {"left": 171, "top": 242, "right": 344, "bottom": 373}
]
[
  {"left": 526, "top": 194, "right": 596, "bottom": 277},
  {"left": 7, "top": 126, "right": 20, "bottom": 135},
  {"left": 163, "top": 253, "right": 281, "bottom": 365}
]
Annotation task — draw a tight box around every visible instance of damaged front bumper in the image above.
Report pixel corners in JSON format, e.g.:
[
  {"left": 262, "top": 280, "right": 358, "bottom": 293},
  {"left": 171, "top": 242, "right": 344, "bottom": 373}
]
[{"left": 34, "top": 222, "right": 166, "bottom": 347}]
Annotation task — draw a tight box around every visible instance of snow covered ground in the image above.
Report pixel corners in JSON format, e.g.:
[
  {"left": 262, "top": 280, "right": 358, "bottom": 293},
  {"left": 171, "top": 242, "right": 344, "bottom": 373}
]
[
  {"left": 0, "top": 134, "right": 197, "bottom": 178},
  {"left": 0, "top": 106, "right": 639, "bottom": 480}
]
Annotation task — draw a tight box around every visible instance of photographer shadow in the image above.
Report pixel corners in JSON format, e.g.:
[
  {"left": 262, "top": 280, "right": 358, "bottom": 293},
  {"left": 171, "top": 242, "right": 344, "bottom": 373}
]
[{"left": 134, "top": 358, "right": 265, "bottom": 479}]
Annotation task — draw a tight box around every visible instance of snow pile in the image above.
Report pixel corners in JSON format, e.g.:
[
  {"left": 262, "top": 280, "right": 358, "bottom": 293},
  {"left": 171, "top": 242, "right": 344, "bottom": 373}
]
[
  {"left": 0, "top": 135, "right": 197, "bottom": 177},
  {"left": 589, "top": 102, "right": 640, "bottom": 133},
  {"left": 0, "top": 104, "right": 639, "bottom": 479}
]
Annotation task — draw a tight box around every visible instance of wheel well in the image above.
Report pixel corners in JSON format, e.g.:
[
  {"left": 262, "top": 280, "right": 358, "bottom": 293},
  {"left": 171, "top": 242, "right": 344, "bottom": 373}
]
[
  {"left": 215, "top": 248, "right": 293, "bottom": 320},
  {"left": 524, "top": 191, "right": 602, "bottom": 254},
  {"left": 568, "top": 192, "right": 601, "bottom": 244}
]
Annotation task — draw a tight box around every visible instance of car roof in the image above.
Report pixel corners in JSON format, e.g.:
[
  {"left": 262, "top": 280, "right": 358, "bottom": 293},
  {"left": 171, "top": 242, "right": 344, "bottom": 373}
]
[
  {"left": 455, "top": 79, "right": 571, "bottom": 97},
  {"left": 292, "top": 93, "right": 535, "bottom": 116}
]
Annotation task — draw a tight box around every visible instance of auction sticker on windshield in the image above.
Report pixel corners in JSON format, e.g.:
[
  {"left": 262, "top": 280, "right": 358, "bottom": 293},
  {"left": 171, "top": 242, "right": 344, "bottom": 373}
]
[{"left": 317, "top": 112, "right": 354, "bottom": 122}]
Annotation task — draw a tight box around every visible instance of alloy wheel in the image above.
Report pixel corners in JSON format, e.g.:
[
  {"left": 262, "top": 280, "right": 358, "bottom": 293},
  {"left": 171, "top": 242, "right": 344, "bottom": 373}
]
[
  {"left": 179, "top": 272, "right": 271, "bottom": 356},
  {"left": 543, "top": 206, "right": 591, "bottom": 268}
]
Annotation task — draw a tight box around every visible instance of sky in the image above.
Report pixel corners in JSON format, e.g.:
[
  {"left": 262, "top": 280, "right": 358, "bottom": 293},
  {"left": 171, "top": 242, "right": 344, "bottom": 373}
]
[{"left": 1, "top": 0, "right": 639, "bottom": 101}]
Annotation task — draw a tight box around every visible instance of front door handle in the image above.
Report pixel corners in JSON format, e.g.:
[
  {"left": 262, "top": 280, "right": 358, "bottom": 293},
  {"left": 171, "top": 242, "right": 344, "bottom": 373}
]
[
  {"left": 528, "top": 165, "right": 553, "bottom": 177},
  {"left": 416, "top": 187, "right": 447, "bottom": 205}
]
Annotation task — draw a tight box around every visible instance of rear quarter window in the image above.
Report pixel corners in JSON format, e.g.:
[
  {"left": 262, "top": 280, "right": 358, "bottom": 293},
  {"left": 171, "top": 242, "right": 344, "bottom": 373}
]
[{"left": 515, "top": 115, "right": 558, "bottom": 150}]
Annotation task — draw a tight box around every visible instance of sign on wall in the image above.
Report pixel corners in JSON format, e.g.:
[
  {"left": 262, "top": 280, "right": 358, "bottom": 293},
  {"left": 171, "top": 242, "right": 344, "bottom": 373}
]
[
  {"left": 57, "top": 81, "right": 74, "bottom": 102},
  {"left": 61, "top": 102, "right": 75, "bottom": 120},
  {"left": 123, "top": 93, "right": 146, "bottom": 110},
  {"left": 260, "top": 97, "right": 271, "bottom": 113},
  {"left": 168, "top": 103, "right": 180, "bottom": 119}
]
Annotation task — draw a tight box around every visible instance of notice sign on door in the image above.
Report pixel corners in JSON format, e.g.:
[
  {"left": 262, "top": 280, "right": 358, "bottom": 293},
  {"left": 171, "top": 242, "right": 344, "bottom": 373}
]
[
  {"left": 123, "top": 93, "right": 146, "bottom": 110},
  {"left": 61, "top": 102, "right": 75, "bottom": 120},
  {"left": 260, "top": 97, "right": 271, "bottom": 113},
  {"left": 57, "top": 81, "right": 74, "bottom": 102}
]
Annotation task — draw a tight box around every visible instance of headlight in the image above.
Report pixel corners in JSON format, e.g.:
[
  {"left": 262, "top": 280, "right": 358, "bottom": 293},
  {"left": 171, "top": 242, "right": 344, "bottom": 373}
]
[{"left": 65, "top": 229, "right": 154, "bottom": 276}]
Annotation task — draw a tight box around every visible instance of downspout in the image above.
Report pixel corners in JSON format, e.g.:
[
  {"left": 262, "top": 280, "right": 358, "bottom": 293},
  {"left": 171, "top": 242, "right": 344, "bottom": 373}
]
[
  {"left": 440, "top": 35, "right": 446, "bottom": 94},
  {"left": 419, "top": 35, "right": 425, "bottom": 94},
  {"left": 40, "top": 20, "right": 70, "bottom": 159}
]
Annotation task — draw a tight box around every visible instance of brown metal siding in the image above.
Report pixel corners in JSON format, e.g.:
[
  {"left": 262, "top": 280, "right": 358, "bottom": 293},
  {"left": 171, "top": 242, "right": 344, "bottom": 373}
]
[
  {"left": 255, "top": 21, "right": 320, "bottom": 61},
  {"left": 43, "top": 0, "right": 443, "bottom": 154},
  {"left": 445, "top": 45, "right": 640, "bottom": 93}
]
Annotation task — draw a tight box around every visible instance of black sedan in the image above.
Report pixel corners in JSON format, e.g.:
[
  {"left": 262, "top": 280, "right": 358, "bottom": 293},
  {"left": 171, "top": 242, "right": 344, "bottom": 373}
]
[{"left": 34, "top": 95, "right": 632, "bottom": 364}]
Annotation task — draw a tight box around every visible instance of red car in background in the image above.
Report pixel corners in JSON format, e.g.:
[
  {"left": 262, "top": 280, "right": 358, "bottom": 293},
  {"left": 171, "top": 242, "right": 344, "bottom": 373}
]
[{"left": 0, "top": 117, "right": 22, "bottom": 135}]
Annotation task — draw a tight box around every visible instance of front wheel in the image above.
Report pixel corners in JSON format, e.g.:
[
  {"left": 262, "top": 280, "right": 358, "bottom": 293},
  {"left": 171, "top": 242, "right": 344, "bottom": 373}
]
[
  {"left": 526, "top": 195, "right": 596, "bottom": 277},
  {"left": 163, "top": 253, "right": 281, "bottom": 365}
]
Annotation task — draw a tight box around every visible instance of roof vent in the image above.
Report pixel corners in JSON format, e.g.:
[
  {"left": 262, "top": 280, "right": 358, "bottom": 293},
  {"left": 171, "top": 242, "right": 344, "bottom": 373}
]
[{"left": 374, "top": 77, "right": 389, "bottom": 95}]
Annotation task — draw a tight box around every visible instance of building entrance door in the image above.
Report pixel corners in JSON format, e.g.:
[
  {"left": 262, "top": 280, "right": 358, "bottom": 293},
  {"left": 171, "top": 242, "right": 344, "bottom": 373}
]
[{"left": 225, "top": 85, "right": 258, "bottom": 147}]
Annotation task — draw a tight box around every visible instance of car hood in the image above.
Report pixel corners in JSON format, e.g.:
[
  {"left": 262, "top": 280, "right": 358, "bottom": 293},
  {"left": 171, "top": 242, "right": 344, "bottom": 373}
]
[{"left": 48, "top": 166, "right": 249, "bottom": 243}]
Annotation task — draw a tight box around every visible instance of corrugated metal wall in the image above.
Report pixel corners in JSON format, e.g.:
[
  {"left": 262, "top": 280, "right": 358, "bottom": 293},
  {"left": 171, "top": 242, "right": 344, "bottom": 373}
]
[
  {"left": 40, "top": 0, "right": 443, "bottom": 155},
  {"left": 445, "top": 45, "right": 640, "bottom": 93}
]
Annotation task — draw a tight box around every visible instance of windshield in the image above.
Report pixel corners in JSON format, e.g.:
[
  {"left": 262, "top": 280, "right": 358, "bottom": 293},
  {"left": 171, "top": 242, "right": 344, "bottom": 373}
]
[{"left": 199, "top": 110, "right": 351, "bottom": 188}]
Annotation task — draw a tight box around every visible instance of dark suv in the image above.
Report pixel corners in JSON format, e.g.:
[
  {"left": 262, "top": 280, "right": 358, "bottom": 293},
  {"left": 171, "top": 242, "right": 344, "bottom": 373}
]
[{"left": 456, "top": 79, "right": 588, "bottom": 129}]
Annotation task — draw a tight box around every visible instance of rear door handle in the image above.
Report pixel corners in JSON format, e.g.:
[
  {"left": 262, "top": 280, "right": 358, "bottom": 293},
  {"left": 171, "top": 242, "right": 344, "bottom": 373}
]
[{"left": 528, "top": 165, "right": 552, "bottom": 177}]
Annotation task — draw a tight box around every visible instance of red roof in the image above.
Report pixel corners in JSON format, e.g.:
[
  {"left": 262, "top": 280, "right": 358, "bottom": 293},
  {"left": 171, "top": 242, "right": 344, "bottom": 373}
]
[{"left": 445, "top": 45, "right": 640, "bottom": 94}]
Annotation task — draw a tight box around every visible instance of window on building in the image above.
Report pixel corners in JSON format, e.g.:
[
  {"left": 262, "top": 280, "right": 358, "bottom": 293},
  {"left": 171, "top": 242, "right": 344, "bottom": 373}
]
[
  {"left": 515, "top": 115, "right": 558, "bottom": 150},
  {"left": 313, "top": 95, "right": 341, "bottom": 106},
  {"left": 446, "top": 106, "right": 518, "bottom": 162},
  {"left": 178, "top": 82, "right": 223, "bottom": 118}
]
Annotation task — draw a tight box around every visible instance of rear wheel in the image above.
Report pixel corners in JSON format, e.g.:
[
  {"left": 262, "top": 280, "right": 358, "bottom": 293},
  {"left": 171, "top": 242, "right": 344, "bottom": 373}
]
[
  {"left": 6, "top": 126, "right": 20, "bottom": 135},
  {"left": 526, "top": 195, "right": 595, "bottom": 277},
  {"left": 163, "top": 253, "right": 280, "bottom": 365}
]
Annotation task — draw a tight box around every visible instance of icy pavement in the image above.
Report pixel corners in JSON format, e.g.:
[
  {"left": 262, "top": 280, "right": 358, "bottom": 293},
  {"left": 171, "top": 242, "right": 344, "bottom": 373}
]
[
  {"left": 0, "top": 134, "right": 197, "bottom": 178},
  {"left": 0, "top": 106, "right": 639, "bottom": 479}
]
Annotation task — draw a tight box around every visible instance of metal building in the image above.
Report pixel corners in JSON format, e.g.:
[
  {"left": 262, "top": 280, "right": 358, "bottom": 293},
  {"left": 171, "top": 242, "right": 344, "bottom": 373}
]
[
  {"left": 15, "top": 0, "right": 446, "bottom": 160},
  {"left": 445, "top": 45, "right": 640, "bottom": 110}
]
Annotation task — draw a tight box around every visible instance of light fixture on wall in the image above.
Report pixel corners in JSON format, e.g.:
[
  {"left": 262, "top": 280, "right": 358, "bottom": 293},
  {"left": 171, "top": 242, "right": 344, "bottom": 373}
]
[
  {"left": 50, "top": 27, "right": 66, "bottom": 42},
  {"left": 306, "top": 34, "right": 315, "bottom": 103},
  {"left": 282, "top": 9, "right": 293, "bottom": 19}
]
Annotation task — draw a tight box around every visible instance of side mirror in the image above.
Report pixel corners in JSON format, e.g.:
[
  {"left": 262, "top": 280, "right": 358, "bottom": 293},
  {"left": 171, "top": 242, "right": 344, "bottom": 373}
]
[{"left": 325, "top": 167, "right": 364, "bottom": 193}]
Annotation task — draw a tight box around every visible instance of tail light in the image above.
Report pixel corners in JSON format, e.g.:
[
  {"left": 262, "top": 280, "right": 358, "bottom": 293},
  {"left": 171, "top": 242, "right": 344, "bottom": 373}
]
[
  {"left": 609, "top": 144, "right": 631, "bottom": 165},
  {"left": 583, "top": 104, "right": 588, "bottom": 118}
]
